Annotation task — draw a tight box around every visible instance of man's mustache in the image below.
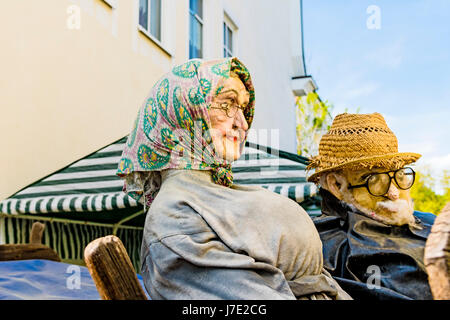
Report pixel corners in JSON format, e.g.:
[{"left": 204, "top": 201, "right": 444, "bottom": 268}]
[{"left": 376, "top": 199, "right": 411, "bottom": 213}]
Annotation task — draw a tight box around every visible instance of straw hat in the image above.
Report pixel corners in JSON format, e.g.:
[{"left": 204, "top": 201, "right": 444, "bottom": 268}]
[{"left": 307, "top": 113, "right": 421, "bottom": 183}]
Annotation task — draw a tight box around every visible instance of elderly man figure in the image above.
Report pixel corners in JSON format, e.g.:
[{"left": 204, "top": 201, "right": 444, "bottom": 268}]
[{"left": 308, "top": 112, "right": 436, "bottom": 300}]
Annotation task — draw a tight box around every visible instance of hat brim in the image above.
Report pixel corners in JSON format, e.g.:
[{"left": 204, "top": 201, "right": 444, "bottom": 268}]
[{"left": 307, "top": 152, "right": 421, "bottom": 183}]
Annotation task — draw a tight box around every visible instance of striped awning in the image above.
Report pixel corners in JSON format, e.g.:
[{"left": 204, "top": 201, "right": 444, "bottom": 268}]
[{"left": 0, "top": 137, "right": 319, "bottom": 217}]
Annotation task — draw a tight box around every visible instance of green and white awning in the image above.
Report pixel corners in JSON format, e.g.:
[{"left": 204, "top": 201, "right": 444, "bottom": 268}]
[
  {"left": 0, "top": 137, "right": 319, "bottom": 216},
  {"left": 0, "top": 137, "right": 320, "bottom": 271}
]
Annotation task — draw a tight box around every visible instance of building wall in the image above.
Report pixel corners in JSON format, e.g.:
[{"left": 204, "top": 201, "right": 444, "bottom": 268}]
[
  {"left": 0, "top": 0, "right": 307, "bottom": 200},
  {"left": 211, "top": 0, "right": 304, "bottom": 153}
]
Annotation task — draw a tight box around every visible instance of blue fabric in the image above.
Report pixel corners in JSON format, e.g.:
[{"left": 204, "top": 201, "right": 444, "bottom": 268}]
[{"left": 0, "top": 259, "right": 149, "bottom": 300}]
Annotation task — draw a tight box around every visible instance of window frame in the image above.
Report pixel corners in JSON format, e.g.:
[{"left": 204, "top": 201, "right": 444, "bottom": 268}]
[
  {"left": 223, "top": 12, "right": 238, "bottom": 58},
  {"left": 139, "top": 0, "right": 162, "bottom": 41},
  {"left": 138, "top": 0, "right": 172, "bottom": 57},
  {"left": 189, "top": 0, "right": 204, "bottom": 59},
  {"left": 223, "top": 21, "right": 233, "bottom": 58}
]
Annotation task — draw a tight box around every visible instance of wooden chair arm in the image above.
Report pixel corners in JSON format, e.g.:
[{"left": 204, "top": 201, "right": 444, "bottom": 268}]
[
  {"left": 0, "top": 243, "right": 61, "bottom": 262},
  {"left": 84, "top": 235, "right": 148, "bottom": 300},
  {"left": 0, "top": 222, "right": 61, "bottom": 262}
]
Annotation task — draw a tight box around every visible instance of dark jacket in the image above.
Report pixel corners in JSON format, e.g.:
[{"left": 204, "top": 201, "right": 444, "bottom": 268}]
[{"left": 312, "top": 188, "right": 436, "bottom": 300}]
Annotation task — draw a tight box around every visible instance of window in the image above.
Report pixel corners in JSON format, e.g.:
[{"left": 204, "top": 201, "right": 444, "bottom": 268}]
[
  {"left": 223, "top": 22, "right": 233, "bottom": 57},
  {"left": 189, "top": 0, "right": 203, "bottom": 59},
  {"left": 139, "top": 0, "right": 161, "bottom": 41}
]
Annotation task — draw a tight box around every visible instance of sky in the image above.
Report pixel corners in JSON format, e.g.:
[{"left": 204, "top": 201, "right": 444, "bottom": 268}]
[{"left": 302, "top": 0, "right": 450, "bottom": 193}]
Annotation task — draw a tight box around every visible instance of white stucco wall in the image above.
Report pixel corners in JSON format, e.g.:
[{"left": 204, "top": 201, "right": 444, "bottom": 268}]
[
  {"left": 202, "top": 0, "right": 306, "bottom": 153},
  {"left": 1, "top": 0, "right": 309, "bottom": 200}
]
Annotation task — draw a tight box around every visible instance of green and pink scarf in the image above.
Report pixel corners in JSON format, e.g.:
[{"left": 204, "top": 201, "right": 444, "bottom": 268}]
[{"left": 116, "top": 57, "right": 255, "bottom": 207}]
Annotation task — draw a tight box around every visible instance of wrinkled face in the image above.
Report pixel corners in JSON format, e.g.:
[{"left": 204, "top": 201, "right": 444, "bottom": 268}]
[
  {"left": 341, "top": 167, "right": 415, "bottom": 225},
  {"left": 209, "top": 76, "right": 250, "bottom": 162}
]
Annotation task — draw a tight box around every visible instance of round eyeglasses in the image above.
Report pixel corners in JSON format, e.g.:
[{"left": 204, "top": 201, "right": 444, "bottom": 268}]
[
  {"left": 210, "top": 102, "right": 246, "bottom": 118},
  {"left": 347, "top": 167, "right": 416, "bottom": 197}
]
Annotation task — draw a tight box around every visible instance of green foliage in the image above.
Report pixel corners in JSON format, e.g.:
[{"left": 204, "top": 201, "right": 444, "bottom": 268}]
[
  {"left": 410, "top": 168, "right": 450, "bottom": 214},
  {"left": 295, "top": 92, "right": 333, "bottom": 157},
  {"left": 343, "top": 106, "right": 361, "bottom": 114}
]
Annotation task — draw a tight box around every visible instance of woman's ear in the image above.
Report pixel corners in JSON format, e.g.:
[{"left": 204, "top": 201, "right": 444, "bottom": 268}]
[{"left": 325, "top": 172, "right": 347, "bottom": 200}]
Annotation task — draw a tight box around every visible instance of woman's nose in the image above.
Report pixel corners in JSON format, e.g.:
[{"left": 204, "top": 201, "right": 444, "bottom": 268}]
[
  {"left": 234, "top": 109, "right": 249, "bottom": 132},
  {"left": 386, "top": 182, "right": 400, "bottom": 201}
]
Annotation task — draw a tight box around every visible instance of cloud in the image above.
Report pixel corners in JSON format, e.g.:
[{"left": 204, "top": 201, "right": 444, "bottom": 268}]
[
  {"left": 399, "top": 139, "right": 439, "bottom": 155},
  {"left": 341, "top": 82, "right": 380, "bottom": 101},
  {"left": 364, "top": 40, "right": 405, "bottom": 69},
  {"left": 324, "top": 64, "right": 381, "bottom": 112},
  {"left": 328, "top": 80, "right": 380, "bottom": 116},
  {"left": 389, "top": 116, "right": 449, "bottom": 159},
  {"left": 422, "top": 154, "right": 450, "bottom": 171}
]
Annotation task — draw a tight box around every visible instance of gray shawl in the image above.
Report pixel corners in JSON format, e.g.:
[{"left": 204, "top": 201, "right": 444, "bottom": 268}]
[{"left": 140, "top": 169, "right": 352, "bottom": 300}]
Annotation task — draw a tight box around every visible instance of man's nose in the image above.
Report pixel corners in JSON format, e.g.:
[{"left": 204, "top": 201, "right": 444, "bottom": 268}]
[{"left": 386, "top": 182, "right": 400, "bottom": 200}]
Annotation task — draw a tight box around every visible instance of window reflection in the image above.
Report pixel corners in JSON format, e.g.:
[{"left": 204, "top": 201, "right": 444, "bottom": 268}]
[
  {"left": 139, "top": 0, "right": 161, "bottom": 41},
  {"left": 189, "top": 0, "right": 203, "bottom": 59}
]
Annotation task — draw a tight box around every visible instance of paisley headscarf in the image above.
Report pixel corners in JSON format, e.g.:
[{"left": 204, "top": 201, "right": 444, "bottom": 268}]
[{"left": 116, "top": 57, "right": 255, "bottom": 208}]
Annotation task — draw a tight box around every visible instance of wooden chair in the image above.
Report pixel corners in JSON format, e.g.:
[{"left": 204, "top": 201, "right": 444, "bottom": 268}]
[
  {"left": 0, "top": 222, "right": 60, "bottom": 262},
  {"left": 84, "top": 235, "right": 148, "bottom": 300},
  {"left": 424, "top": 202, "right": 450, "bottom": 300}
]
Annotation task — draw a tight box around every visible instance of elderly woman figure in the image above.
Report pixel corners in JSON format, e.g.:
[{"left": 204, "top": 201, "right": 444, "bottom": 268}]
[
  {"left": 116, "top": 57, "right": 351, "bottom": 300},
  {"left": 307, "top": 113, "right": 437, "bottom": 300}
]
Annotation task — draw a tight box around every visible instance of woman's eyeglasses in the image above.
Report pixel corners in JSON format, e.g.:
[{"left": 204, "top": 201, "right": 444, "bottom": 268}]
[
  {"left": 347, "top": 167, "right": 416, "bottom": 196},
  {"left": 210, "top": 102, "right": 246, "bottom": 118}
]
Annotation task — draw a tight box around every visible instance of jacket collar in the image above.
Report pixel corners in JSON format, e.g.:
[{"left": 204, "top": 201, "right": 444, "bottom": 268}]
[{"left": 319, "top": 188, "right": 357, "bottom": 220}]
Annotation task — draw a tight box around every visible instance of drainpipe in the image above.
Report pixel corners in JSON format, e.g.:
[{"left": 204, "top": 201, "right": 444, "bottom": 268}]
[{"left": 300, "top": 0, "right": 308, "bottom": 76}]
